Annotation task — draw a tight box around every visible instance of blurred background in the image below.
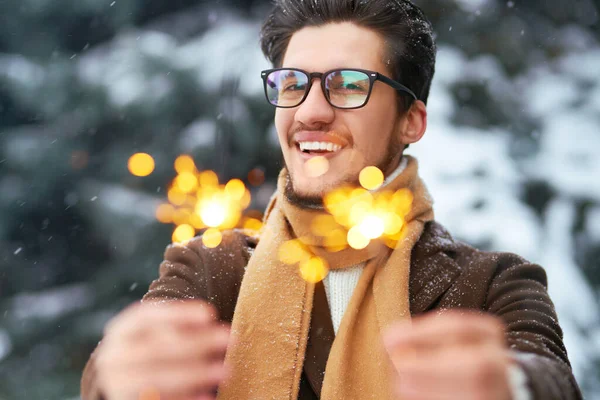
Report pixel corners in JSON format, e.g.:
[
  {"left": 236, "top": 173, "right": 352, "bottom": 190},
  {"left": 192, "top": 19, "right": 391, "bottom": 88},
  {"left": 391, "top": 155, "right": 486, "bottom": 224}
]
[{"left": 0, "top": 0, "right": 599, "bottom": 398}]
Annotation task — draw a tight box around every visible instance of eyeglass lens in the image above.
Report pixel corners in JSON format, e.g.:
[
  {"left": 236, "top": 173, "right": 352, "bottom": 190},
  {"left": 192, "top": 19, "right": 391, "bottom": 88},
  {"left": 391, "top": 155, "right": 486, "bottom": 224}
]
[{"left": 265, "top": 69, "right": 371, "bottom": 108}]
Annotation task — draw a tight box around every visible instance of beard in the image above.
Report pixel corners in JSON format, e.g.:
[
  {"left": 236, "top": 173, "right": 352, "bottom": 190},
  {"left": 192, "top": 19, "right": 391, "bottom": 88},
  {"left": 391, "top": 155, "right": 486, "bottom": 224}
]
[{"left": 284, "top": 137, "right": 403, "bottom": 210}]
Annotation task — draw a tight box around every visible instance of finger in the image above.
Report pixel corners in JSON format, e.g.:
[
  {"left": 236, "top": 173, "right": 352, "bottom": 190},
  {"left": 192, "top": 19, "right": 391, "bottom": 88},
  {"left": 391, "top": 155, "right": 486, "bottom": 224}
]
[
  {"left": 105, "top": 300, "right": 218, "bottom": 340},
  {"left": 101, "top": 324, "right": 231, "bottom": 370},
  {"left": 143, "top": 359, "right": 227, "bottom": 396},
  {"left": 182, "top": 394, "right": 215, "bottom": 400},
  {"left": 105, "top": 358, "right": 227, "bottom": 399},
  {"left": 393, "top": 346, "right": 509, "bottom": 400},
  {"left": 383, "top": 311, "right": 504, "bottom": 352},
  {"left": 191, "top": 395, "right": 215, "bottom": 400}
]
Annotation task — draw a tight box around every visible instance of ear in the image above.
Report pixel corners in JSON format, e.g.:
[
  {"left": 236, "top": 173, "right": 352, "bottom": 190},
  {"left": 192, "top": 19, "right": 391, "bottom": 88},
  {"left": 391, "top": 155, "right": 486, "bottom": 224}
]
[{"left": 396, "top": 100, "right": 427, "bottom": 146}]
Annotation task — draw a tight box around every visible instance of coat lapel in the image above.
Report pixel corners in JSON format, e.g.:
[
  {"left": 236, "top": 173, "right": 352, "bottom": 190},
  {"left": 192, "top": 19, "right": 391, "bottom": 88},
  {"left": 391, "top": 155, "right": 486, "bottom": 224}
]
[{"left": 409, "top": 222, "right": 463, "bottom": 314}]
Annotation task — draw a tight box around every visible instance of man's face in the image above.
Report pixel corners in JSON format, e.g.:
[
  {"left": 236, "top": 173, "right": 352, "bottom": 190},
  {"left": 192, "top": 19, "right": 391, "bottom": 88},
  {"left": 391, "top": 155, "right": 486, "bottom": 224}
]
[{"left": 276, "top": 22, "right": 404, "bottom": 204}]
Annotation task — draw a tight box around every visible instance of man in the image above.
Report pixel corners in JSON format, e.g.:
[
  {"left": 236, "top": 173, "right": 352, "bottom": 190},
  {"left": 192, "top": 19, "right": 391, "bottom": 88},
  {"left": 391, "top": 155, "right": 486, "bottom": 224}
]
[{"left": 81, "top": 0, "right": 582, "bottom": 399}]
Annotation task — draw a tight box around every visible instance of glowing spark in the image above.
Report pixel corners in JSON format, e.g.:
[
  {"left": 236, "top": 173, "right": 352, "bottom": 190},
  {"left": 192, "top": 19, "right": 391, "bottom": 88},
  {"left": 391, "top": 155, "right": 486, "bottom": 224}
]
[
  {"left": 199, "top": 170, "right": 219, "bottom": 187},
  {"left": 172, "top": 224, "right": 195, "bottom": 243},
  {"left": 278, "top": 239, "right": 311, "bottom": 265},
  {"left": 243, "top": 217, "right": 263, "bottom": 232},
  {"left": 323, "top": 228, "right": 347, "bottom": 252},
  {"left": 199, "top": 200, "right": 227, "bottom": 228},
  {"left": 384, "top": 213, "right": 404, "bottom": 235},
  {"left": 359, "top": 166, "right": 384, "bottom": 190},
  {"left": 175, "top": 171, "right": 198, "bottom": 193},
  {"left": 299, "top": 257, "right": 329, "bottom": 283},
  {"left": 167, "top": 187, "right": 187, "bottom": 206},
  {"left": 128, "top": 153, "right": 155, "bottom": 177},
  {"left": 310, "top": 214, "right": 339, "bottom": 237},
  {"left": 391, "top": 188, "right": 414, "bottom": 216},
  {"left": 155, "top": 203, "right": 175, "bottom": 223},
  {"left": 225, "top": 179, "right": 246, "bottom": 200},
  {"left": 347, "top": 226, "right": 370, "bottom": 250},
  {"left": 173, "top": 208, "right": 192, "bottom": 225},
  {"left": 158, "top": 158, "right": 259, "bottom": 246},
  {"left": 240, "top": 189, "right": 252, "bottom": 209},
  {"left": 358, "top": 214, "right": 385, "bottom": 239},
  {"left": 202, "top": 228, "right": 223, "bottom": 248},
  {"left": 304, "top": 156, "right": 330, "bottom": 178},
  {"left": 174, "top": 155, "right": 197, "bottom": 174},
  {"left": 189, "top": 213, "right": 204, "bottom": 229}
]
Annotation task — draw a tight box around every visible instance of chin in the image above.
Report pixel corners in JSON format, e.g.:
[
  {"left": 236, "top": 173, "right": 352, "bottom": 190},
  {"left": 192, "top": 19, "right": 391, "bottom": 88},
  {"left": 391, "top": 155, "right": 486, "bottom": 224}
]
[
  {"left": 291, "top": 178, "right": 327, "bottom": 197},
  {"left": 293, "top": 171, "right": 352, "bottom": 194}
]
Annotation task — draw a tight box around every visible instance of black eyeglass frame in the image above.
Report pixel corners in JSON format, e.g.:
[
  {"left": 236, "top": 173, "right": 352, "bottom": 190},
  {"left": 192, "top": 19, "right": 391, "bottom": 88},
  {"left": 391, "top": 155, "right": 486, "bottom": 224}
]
[{"left": 260, "top": 67, "right": 418, "bottom": 110}]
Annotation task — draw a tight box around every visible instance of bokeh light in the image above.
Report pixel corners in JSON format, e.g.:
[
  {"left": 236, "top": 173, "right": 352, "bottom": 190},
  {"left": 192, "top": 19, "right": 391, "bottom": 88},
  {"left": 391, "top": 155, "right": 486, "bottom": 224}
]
[
  {"left": 278, "top": 239, "right": 311, "bottom": 265},
  {"left": 175, "top": 171, "right": 198, "bottom": 193},
  {"left": 299, "top": 257, "right": 329, "bottom": 283},
  {"left": 202, "top": 228, "right": 223, "bottom": 248},
  {"left": 304, "top": 156, "right": 330, "bottom": 178},
  {"left": 357, "top": 214, "right": 385, "bottom": 239},
  {"left": 155, "top": 203, "right": 175, "bottom": 223},
  {"left": 225, "top": 179, "right": 246, "bottom": 200},
  {"left": 128, "top": 153, "right": 155, "bottom": 177},
  {"left": 242, "top": 217, "right": 264, "bottom": 232},
  {"left": 172, "top": 224, "right": 195, "bottom": 243},
  {"left": 199, "top": 199, "right": 228, "bottom": 227},
  {"left": 248, "top": 167, "right": 265, "bottom": 186},
  {"left": 359, "top": 166, "right": 384, "bottom": 190},
  {"left": 174, "top": 155, "right": 197, "bottom": 174},
  {"left": 321, "top": 181, "right": 414, "bottom": 249},
  {"left": 198, "top": 170, "right": 219, "bottom": 187},
  {"left": 157, "top": 158, "right": 263, "bottom": 248},
  {"left": 347, "top": 226, "right": 370, "bottom": 250}
]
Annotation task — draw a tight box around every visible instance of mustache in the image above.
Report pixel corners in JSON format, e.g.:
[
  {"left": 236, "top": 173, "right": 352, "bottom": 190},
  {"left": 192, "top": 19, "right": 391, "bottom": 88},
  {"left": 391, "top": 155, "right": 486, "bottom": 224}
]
[{"left": 287, "top": 123, "right": 348, "bottom": 145}]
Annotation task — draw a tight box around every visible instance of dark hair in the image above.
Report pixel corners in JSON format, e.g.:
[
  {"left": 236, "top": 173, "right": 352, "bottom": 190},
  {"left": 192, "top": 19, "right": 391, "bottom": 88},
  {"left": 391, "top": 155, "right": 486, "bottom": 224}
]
[{"left": 260, "top": 0, "right": 437, "bottom": 112}]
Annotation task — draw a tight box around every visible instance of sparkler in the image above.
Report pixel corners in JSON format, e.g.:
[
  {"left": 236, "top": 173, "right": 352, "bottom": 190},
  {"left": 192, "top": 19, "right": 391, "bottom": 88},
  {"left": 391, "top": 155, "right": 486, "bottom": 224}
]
[
  {"left": 277, "top": 165, "right": 414, "bottom": 282},
  {"left": 320, "top": 169, "right": 413, "bottom": 251},
  {"left": 133, "top": 154, "right": 263, "bottom": 247},
  {"left": 132, "top": 152, "right": 412, "bottom": 284}
]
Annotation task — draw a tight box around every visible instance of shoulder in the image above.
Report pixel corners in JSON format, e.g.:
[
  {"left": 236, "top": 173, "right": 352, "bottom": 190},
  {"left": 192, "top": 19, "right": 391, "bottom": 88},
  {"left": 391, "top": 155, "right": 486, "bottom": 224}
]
[{"left": 417, "top": 221, "right": 548, "bottom": 291}]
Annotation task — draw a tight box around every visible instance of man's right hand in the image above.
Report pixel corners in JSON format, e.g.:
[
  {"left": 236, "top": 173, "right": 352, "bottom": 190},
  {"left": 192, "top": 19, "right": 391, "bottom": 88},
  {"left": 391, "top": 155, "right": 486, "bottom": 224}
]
[{"left": 95, "top": 300, "right": 231, "bottom": 400}]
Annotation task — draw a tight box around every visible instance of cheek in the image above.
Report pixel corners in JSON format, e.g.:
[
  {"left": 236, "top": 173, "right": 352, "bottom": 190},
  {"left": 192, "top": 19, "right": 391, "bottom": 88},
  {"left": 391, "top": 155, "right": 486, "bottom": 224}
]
[
  {"left": 275, "top": 110, "right": 293, "bottom": 147},
  {"left": 348, "top": 112, "right": 390, "bottom": 150}
]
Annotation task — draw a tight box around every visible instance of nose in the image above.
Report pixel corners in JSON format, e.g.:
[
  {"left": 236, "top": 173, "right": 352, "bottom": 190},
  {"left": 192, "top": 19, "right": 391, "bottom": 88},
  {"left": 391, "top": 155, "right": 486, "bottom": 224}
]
[{"left": 294, "top": 77, "right": 335, "bottom": 127}]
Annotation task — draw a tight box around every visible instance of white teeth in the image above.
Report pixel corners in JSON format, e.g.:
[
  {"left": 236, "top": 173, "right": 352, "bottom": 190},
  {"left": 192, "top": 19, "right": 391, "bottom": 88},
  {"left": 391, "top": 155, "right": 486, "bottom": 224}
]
[{"left": 298, "top": 141, "right": 342, "bottom": 153}]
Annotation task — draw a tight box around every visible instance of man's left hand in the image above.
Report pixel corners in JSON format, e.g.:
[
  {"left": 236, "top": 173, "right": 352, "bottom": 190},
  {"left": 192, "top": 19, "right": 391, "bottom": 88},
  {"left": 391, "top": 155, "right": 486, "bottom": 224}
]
[{"left": 383, "top": 311, "right": 514, "bottom": 400}]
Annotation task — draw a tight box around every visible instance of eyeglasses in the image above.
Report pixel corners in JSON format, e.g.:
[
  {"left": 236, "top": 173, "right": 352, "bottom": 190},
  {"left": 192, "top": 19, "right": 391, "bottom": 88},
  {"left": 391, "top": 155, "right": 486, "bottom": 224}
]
[{"left": 261, "top": 68, "right": 417, "bottom": 109}]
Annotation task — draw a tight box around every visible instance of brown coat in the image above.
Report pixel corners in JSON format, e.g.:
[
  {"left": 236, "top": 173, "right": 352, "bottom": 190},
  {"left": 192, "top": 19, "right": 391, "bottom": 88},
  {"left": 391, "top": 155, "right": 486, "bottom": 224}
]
[{"left": 81, "top": 221, "right": 582, "bottom": 400}]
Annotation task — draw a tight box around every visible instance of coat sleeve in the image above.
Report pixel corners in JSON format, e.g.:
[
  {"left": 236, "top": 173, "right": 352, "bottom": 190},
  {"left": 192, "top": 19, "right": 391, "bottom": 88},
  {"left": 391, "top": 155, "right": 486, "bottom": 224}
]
[
  {"left": 80, "top": 230, "right": 251, "bottom": 400},
  {"left": 484, "top": 252, "right": 583, "bottom": 400}
]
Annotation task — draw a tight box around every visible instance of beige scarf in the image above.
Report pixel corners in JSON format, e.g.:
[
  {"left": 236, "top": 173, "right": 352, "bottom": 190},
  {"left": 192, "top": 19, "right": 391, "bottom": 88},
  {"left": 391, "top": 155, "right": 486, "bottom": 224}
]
[{"left": 217, "top": 156, "right": 433, "bottom": 400}]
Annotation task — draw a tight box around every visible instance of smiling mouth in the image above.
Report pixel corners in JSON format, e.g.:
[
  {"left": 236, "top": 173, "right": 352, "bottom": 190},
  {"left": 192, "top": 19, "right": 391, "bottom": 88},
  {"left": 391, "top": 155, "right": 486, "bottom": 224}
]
[{"left": 296, "top": 141, "right": 343, "bottom": 157}]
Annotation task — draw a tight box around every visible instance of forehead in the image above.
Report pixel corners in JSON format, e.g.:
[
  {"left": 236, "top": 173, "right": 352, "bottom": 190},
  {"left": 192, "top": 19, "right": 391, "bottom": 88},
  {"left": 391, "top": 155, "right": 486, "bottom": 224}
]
[{"left": 282, "top": 22, "right": 387, "bottom": 73}]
